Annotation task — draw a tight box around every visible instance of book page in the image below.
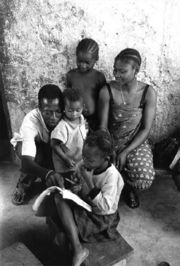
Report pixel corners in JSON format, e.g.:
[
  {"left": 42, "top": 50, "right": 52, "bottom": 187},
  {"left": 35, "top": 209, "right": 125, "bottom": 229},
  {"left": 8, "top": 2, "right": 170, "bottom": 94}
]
[
  {"left": 32, "top": 186, "right": 92, "bottom": 213},
  {"left": 62, "top": 189, "right": 92, "bottom": 212},
  {"left": 32, "top": 186, "right": 61, "bottom": 212},
  {"left": 169, "top": 147, "right": 180, "bottom": 169}
]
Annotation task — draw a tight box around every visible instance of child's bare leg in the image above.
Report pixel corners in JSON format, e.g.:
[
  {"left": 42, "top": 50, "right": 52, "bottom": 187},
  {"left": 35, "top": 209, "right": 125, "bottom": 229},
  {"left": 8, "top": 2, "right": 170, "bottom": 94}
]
[{"left": 54, "top": 194, "right": 89, "bottom": 266}]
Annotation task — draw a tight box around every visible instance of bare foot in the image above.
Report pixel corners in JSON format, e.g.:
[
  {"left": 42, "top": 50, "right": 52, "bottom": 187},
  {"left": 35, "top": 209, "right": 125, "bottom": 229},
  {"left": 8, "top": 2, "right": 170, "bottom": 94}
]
[{"left": 72, "top": 247, "right": 89, "bottom": 266}]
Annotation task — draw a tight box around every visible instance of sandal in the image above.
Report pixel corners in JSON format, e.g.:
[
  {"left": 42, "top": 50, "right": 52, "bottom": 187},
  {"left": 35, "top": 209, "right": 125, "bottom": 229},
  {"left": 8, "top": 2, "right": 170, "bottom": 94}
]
[
  {"left": 12, "top": 186, "right": 27, "bottom": 205},
  {"left": 123, "top": 185, "right": 140, "bottom": 209}
]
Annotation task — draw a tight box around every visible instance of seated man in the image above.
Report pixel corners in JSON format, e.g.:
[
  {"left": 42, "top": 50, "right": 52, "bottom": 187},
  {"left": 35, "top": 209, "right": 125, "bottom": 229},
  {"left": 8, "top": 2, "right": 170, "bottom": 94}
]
[{"left": 12, "top": 84, "right": 64, "bottom": 205}]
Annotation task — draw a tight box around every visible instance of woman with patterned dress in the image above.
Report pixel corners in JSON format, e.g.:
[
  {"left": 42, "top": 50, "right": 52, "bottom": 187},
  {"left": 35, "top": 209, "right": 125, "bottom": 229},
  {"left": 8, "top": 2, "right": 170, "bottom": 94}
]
[{"left": 98, "top": 48, "right": 157, "bottom": 208}]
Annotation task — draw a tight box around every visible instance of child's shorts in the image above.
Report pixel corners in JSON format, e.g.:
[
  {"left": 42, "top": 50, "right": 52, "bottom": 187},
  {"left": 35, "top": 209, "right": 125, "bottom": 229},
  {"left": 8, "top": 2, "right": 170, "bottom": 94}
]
[{"left": 73, "top": 206, "right": 120, "bottom": 243}]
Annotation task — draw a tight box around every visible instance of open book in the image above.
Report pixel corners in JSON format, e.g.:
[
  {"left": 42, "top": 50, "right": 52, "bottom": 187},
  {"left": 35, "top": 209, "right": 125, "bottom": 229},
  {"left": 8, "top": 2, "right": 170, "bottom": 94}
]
[{"left": 32, "top": 186, "right": 92, "bottom": 215}]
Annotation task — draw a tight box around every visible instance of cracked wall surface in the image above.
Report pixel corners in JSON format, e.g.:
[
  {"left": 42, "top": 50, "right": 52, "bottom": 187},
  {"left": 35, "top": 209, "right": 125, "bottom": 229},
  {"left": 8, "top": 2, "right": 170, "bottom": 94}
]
[{"left": 1, "top": 0, "right": 180, "bottom": 142}]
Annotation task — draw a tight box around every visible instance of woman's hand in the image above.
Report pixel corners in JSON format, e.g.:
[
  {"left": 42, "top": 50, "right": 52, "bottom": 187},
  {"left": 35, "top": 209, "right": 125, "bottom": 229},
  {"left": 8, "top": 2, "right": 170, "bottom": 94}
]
[{"left": 116, "top": 150, "right": 128, "bottom": 171}]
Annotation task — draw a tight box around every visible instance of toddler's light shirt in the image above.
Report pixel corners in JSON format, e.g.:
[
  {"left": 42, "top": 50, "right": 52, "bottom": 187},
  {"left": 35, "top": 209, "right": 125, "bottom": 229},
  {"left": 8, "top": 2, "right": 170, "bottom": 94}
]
[{"left": 51, "top": 115, "right": 87, "bottom": 172}]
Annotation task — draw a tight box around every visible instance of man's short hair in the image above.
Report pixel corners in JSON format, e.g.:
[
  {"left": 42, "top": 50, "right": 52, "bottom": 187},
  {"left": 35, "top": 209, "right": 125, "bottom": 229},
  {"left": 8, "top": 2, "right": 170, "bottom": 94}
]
[{"left": 38, "top": 84, "right": 64, "bottom": 109}]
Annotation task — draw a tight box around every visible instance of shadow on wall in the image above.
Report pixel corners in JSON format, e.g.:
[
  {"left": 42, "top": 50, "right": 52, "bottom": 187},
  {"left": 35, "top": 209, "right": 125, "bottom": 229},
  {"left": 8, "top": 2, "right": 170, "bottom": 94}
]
[
  {"left": 0, "top": 78, "right": 12, "bottom": 162},
  {"left": 152, "top": 129, "right": 180, "bottom": 170}
]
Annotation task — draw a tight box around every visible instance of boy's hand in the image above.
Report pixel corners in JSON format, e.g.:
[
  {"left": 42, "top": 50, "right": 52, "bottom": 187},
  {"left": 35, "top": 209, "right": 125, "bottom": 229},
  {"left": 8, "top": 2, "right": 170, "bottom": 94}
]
[
  {"left": 80, "top": 165, "right": 94, "bottom": 189},
  {"left": 71, "top": 184, "right": 82, "bottom": 194},
  {"left": 71, "top": 171, "right": 81, "bottom": 184},
  {"left": 46, "top": 172, "right": 64, "bottom": 188},
  {"left": 65, "top": 158, "right": 76, "bottom": 168},
  {"left": 46, "top": 186, "right": 60, "bottom": 194},
  {"left": 80, "top": 165, "right": 91, "bottom": 177}
]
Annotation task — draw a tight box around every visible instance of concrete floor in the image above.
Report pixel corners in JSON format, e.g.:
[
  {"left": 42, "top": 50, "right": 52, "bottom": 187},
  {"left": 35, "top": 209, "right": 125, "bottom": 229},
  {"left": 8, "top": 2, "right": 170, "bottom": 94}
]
[{"left": 0, "top": 161, "right": 180, "bottom": 266}]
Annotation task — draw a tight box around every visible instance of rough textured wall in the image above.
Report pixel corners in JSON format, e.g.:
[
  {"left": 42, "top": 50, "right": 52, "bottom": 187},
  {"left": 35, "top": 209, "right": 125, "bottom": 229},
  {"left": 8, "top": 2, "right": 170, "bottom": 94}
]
[{"left": 1, "top": 0, "right": 180, "bottom": 142}]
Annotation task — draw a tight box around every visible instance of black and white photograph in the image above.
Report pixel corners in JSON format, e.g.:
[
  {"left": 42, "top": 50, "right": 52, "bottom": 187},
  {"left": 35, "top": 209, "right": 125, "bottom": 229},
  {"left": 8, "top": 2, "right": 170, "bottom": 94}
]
[{"left": 0, "top": 1, "right": 180, "bottom": 265}]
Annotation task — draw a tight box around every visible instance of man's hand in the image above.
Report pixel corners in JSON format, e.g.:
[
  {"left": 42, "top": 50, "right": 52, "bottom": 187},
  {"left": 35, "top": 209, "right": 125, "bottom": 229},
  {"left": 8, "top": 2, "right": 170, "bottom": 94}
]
[{"left": 46, "top": 171, "right": 64, "bottom": 188}]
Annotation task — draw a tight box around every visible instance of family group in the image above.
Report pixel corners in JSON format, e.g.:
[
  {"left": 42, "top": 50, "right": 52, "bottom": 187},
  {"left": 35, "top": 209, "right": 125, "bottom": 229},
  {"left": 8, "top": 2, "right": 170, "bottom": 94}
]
[{"left": 11, "top": 37, "right": 159, "bottom": 266}]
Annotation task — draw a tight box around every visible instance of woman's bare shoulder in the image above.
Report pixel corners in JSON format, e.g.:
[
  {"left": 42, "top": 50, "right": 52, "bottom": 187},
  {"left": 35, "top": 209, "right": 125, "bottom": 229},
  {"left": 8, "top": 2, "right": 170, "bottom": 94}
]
[
  {"left": 140, "top": 82, "right": 157, "bottom": 103},
  {"left": 139, "top": 81, "right": 156, "bottom": 95},
  {"left": 108, "top": 80, "right": 118, "bottom": 90}
]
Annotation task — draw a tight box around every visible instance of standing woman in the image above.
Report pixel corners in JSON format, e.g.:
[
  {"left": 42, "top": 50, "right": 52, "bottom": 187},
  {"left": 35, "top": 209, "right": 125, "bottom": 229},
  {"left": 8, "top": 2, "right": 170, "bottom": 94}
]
[{"left": 98, "top": 48, "right": 157, "bottom": 208}]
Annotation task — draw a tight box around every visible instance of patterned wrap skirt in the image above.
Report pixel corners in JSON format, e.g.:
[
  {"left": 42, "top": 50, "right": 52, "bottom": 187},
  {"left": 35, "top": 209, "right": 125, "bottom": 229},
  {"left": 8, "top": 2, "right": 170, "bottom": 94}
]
[
  {"left": 123, "top": 141, "right": 155, "bottom": 190},
  {"left": 109, "top": 101, "right": 155, "bottom": 190}
]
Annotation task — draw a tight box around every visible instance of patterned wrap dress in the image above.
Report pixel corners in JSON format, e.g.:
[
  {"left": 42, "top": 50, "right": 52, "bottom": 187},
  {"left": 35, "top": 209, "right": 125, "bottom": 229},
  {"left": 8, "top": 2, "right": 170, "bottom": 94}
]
[{"left": 107, "top": 84, "right": 155, "bottom": 190}]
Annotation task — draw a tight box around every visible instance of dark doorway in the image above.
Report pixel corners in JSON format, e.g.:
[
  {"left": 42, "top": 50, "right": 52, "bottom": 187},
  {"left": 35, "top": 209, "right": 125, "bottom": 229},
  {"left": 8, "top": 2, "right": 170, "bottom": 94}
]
[{"left": 0, "top": 86, "right": 12, "bottom": 161}]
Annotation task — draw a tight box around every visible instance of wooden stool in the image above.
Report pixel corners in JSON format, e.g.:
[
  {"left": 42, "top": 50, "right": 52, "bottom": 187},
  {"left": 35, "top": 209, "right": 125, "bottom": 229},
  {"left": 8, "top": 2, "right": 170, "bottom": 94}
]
[
  {"left": 83, "top": 237, "right": 133, "bottom": 266},
  {"left": 0, "top": 242, "right": 43, "bottom": 266},
  {"left": 47, "top": 217, "right": 133, "bottom": 266}
]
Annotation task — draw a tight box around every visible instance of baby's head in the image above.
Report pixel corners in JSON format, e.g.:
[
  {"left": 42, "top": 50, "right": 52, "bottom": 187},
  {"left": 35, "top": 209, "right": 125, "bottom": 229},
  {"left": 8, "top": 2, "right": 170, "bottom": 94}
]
[
  {"left": 76, "top": 38, "right": 99, "bottom": 73},
  {"left": 82, "top": 130, "right": 113, "bottom": 171},
  {"left": 63, "top": 87, "right": 83, "bottom": 121}
]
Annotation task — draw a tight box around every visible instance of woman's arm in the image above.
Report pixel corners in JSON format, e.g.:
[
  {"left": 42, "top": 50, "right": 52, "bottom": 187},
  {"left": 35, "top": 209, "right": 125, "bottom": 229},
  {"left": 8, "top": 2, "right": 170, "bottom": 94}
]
[
  {"left": 117, "top": 86, "right": 157, "bottom": 170},
  {"left": 98, "top": 85, "right": 110, "bottom": 130},
  {"left": 98, "top": 72, "right": 107, "bottom": 90},
  {"left": 125, "top": 86, "right": 157, "bottom": 153}
]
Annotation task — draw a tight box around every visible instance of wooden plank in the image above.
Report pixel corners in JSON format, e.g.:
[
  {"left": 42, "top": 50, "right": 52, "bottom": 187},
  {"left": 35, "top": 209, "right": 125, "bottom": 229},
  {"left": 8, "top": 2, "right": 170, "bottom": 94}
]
[
  {"left": 84, "top": 235, "right": 133, "bottom": 266},
  {"left": 0, "top": 242, "right": 43, "bottom": 266},
  {"left": 113, "top": 259, "right": 126, "bottom": 266},
  {"left": 47, "top": 217, "right": 133, "bottom": 266}
]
